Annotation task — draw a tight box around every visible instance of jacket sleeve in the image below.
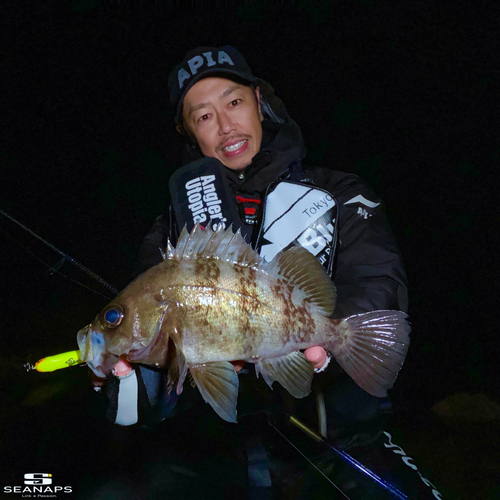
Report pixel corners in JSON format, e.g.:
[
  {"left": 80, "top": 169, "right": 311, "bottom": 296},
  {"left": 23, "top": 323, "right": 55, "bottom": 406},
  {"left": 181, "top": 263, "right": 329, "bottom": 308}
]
[{"left": 328, "top": 172, "right": 408, "bottom": 319}]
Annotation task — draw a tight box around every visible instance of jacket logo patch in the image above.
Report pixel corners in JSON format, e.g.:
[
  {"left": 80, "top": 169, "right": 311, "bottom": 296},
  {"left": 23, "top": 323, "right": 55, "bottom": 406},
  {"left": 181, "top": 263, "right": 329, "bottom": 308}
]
[
  {"left": 344, "top": 194, "right": 380, "bottom": 219},
  {"left": 185, "top": 175, "right": 227, "bottom": 229},
  {"left": 344, "top": 194, "right": 380, "bottom": 208},
  {"left": 259, "top": 183, "right": 336, "bottom": 265},
  {"left": 296, "top": 222, "right": 335, "bottom": 265}
]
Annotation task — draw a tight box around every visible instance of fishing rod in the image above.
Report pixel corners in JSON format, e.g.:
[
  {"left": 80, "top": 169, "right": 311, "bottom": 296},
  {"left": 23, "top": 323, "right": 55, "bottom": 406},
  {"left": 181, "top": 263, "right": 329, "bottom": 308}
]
[
  {"left": 0, "top": 207, "right": 119, "bottom": 297},
  {"left": 0, "top": 207, "right": 118, "bottom": 371},
  {"left": 273, "top": 415, "right": 409, "bottom": 499}
]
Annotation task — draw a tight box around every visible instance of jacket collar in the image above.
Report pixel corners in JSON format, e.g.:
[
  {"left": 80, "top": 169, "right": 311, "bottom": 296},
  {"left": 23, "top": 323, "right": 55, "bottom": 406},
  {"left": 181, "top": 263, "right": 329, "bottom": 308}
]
[{"left": 225, "top": 120, "right": 306, "bottom": 194}]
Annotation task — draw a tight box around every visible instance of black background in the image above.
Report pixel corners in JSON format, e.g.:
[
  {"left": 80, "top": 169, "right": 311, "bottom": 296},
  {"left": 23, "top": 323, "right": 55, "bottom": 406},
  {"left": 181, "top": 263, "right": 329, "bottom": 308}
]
[{"left": 1, "top": 2, "right": 498, "bottom": 498}]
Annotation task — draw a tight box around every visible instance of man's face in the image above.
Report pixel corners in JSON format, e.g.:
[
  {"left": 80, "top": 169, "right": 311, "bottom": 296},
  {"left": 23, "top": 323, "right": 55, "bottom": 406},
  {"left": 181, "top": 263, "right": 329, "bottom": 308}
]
[{"left": 181, "top": 77, "right": 264, "bottom": 171}]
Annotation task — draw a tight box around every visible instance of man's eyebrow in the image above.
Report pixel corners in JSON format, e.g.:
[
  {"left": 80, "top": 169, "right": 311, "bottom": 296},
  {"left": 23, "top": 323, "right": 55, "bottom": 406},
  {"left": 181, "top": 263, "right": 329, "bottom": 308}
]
[
  {"left": 220, "top": 84, "right": 242, "bottom": 98},
  {"left": 188, "top": 102, "right": 209, "bottom": 117},
  {"left": 187, "top": 85, "right": 243, "bottom": 118}
]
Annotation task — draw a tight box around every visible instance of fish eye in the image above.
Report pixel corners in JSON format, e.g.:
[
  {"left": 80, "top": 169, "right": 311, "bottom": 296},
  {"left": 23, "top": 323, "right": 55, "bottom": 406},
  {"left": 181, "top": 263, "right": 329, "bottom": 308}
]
[{"left": 102, "top": 304, "right": 124, "bottom": 328}]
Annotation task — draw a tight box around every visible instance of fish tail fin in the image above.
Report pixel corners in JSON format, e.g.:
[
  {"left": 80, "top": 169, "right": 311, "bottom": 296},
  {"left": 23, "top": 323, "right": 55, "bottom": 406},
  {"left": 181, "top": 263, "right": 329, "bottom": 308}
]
[{"left": 325, "top": 310, "right": 410, "bottom": 398}]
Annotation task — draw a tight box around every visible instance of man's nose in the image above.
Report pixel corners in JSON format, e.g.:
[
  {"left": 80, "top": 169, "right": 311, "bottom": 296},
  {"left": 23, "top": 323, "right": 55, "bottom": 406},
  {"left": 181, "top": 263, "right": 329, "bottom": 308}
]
[{"left": 218, "top": 111, "right": 236, "bottom": 134}]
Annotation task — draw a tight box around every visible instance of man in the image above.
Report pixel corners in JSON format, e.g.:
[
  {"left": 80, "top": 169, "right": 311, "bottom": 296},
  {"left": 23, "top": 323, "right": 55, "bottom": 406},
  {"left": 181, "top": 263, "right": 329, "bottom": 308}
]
[{"left": 98, "top": 46, "right": 441, "bottom": 499}]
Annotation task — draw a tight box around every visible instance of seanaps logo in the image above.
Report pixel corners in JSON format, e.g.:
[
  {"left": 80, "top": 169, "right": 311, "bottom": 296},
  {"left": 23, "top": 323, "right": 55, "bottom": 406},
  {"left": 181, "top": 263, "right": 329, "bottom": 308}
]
[
  {"left": 25, "top": 474, "right": 52, "bottom": 485},
  {"left": 3, "top": 473, "right": 72, "bottom": 496}
]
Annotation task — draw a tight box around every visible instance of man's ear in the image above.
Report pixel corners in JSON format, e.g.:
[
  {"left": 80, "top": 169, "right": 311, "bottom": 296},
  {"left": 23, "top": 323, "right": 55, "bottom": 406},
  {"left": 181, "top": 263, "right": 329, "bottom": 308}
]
[
  {"left": 176, "top": 122, "right": 194, "bottom": 140},
  {"left": 255, "top": 86, "right": 264, "bottom": 122},
  {"left": 176, "top": 122, "right": 198, "bottom": 150}
]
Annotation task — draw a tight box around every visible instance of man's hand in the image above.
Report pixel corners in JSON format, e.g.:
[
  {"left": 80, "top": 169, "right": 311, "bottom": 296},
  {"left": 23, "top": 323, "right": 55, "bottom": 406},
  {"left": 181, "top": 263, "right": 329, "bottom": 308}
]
[
  {"left": 113, "top": 357, "right": 133, "bottom": 377},
  {"left": 231, "top": 348, "right": 329, "bottom": 373},
  {"left": 230, "top": 360, "right": 246, "bottom": 373},
  {"left": 304, "top": 346, "right": 328, "bottom": 370},
  {"left": 90, "top": 356, "right": 133, "bottom": 390}
]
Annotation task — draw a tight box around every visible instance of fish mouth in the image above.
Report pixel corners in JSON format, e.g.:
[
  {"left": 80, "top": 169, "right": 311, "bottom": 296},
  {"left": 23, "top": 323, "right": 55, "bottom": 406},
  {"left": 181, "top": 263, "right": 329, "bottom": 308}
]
[{"left": 77, "top": 326, "right": 118, "bottom": 378}]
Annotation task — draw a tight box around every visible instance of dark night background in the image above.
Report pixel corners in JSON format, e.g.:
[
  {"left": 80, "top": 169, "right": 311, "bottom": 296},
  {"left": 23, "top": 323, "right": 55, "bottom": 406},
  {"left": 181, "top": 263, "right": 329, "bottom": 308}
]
[{"left": 1, "top": 2, "right": 498, "bottom": 498}]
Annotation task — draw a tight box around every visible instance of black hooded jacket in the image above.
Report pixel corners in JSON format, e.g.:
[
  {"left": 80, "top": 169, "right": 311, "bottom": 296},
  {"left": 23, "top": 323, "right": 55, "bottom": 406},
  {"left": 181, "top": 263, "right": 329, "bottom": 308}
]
[{"left": 137, "top": 118, "right": 408, "bottom": 320}]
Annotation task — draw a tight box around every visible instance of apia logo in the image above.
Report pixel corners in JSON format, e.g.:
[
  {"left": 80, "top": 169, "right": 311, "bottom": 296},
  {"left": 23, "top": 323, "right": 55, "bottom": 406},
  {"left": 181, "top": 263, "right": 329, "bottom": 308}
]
[
  {"left": 178, "top": 50, "right": 235, "bottom": 89},
  {"left": 3, "top": 472, "right": 72, "bottom": 495},
  {"left": 25, "top": 473, "right": 52, "bottom": 485}
]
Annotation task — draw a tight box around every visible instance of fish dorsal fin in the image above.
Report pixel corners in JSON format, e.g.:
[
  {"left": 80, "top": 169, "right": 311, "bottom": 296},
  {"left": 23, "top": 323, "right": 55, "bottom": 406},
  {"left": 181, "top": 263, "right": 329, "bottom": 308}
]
[
  {"left": 165, "top": 239, "right": 175, "bottom": 259},
  {"left": 270, "top": 246, "right": 336, "bottom": 317},
  {"left": 173, "top": 226, "right": 190, "bottom": 257},
  {"left": 172, "top": 224, "right": 262, "bottom": 268}
]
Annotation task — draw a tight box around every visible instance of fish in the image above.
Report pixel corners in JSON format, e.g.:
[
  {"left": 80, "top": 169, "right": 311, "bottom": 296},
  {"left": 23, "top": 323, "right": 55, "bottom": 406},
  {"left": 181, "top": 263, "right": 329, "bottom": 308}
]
[{"left": 77, "top": 224, "right": 410, "bottom": 423}]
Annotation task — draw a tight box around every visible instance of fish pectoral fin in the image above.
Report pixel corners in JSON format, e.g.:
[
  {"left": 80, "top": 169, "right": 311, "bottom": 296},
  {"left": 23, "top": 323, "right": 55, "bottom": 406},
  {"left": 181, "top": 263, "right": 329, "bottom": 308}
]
[
  {"left": 166, "top": 338, "right": 188, "bottom": 396},
  {"left": 189, "top": 362, "right": 239, "bottom": 423},
  {"left": 157, "top": 312, "right": 187, "bottom": 396},
  {"left": 256, "top": 352, "right": 314, "bottom": 399}
]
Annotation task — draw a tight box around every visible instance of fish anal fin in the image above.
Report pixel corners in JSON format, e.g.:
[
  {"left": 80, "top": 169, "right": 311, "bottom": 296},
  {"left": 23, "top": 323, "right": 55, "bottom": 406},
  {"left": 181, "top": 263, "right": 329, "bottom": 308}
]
[
  {"left": 328, "top": 310, "right": 411, "bottom": 397},
  {"left": 256, "top": 351, "right": 314, "bottom": 399},
  {"left": 274, "top": 247, "right": 336, "bottom": 317},
  {"left": 189, "top": 361, "right": 239, "bottom": 423}
]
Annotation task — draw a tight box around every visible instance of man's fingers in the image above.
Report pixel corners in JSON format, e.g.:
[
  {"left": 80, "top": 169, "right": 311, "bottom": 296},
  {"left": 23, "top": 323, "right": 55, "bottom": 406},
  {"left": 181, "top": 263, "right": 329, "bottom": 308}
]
[
  {"left": 112, "top": 356, "right": 133, "bottom": 377},
  {"left": 230, "top": 360, "right": 246, "bottom": 373},
  {"left": 304, "top": 346, "right": 327, "bottom": 369},
  {"left": 91, "top": 372, "right": 107, "bottom": 387}
]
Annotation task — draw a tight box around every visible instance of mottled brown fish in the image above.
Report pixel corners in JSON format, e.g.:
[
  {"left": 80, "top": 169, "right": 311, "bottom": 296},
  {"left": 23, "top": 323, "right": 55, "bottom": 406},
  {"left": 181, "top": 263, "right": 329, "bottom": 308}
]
[{"left": 77, "top": 225, "right": 410, "bottom": 422}]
